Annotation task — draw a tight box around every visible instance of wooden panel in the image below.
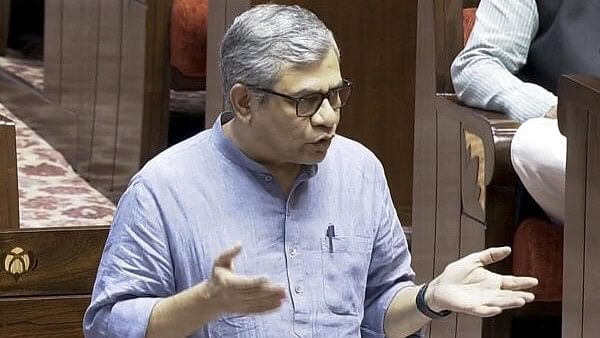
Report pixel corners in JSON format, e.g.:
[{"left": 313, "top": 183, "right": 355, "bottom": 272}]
[
  {"left": 0, "top": 227, "right": 108, "bottom": 296},
  {"left": 0, "top": 0, "right": 10, "bottom": 56},
  {"left": 87, "top": 0, "right": 122, "bottom": 191},
  {"left": 75, "top": 0, "right": 101, "bottom": 178},
  {"left": 582, "top": 105, "right": 600, "bottom": 337},
  {"left": 41, "top": 0, "right": 172, "bottom": 200},
  {"left": 0, "top": 113, "right": 18, "bottom": 230},
  {"left": 434, "top": 0, "right": 463, "bottom": 93},
  {"left": 0, "top": 296, "right": 90, "bottom": 338},
  {"left": 112, "top": 0, "right": 147, "bottom": 198},
  {"left": 412, "top": 0, "right": 437, "bottom": 286},
  {"left": 428, "top": 111, "right": 462, "bottom": 338},
  {"left": 44, "top": 0, "right": 62, "bottom": 103},
  {"left": 104, "top": 0, "right": 171, "bottom": 199},
  {"left": 206, "top": 0, "right": 250, "bottom": 123},
  {"left": 139, "top": 0, "right": 170, "bottom": 165},
  {"left": 60, "top": 1, "right": 86, "bottom": 121},
  {"left": 557, "top": 76, "right": 600, "bottom": 338}
]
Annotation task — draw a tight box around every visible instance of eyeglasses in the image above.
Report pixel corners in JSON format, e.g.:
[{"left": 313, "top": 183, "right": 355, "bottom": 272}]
[{"left": 248, "top": 79, "right": 353, "bottom": 117}]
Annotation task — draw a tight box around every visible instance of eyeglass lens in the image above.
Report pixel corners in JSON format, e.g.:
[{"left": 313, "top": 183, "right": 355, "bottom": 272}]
[{"left": 297, "top": 85, "right": 352, "bottom": 117}]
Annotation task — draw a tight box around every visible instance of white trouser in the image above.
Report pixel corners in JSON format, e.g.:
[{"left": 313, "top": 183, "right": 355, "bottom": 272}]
[{"left": 511, "top": 117, "right": 566, "bottom": 224}]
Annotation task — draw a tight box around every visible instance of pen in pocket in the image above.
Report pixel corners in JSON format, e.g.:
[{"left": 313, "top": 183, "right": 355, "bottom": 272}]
[{"left": 326, "top": 224, "right": 336, "bottom": 253}]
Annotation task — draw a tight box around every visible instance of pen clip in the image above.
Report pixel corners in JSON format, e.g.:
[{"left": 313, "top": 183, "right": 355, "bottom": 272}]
[{"left": 326, "top": 224, "right": 335, "bottom": 253}]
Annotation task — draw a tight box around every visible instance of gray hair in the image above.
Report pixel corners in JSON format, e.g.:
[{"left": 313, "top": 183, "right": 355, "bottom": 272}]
[{"left": 220, "top": 4, "right": 340, "bottom": 108}]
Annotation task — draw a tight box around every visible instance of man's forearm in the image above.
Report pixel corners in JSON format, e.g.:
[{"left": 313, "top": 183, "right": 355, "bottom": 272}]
[
  {"left": 383, "top": 285, "right": 431, "bottom": 338},
  {"left": 146, "top": 281, "right": 221, "bottom": 338}
]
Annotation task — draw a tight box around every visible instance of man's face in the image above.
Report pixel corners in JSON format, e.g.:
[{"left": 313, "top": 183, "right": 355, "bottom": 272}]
[{"left": 249, "top": 48, "right": 343, "bottom": 167}]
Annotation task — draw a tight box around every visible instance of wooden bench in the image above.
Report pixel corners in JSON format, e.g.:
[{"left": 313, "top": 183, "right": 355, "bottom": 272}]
[{"left": 0, "top": 227, "right": 108, "bottom": 338}]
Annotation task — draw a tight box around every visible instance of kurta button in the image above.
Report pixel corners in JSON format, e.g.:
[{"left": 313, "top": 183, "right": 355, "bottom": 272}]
[
  {"left": 290, "top": 248, "right": 297, "bottom": 257},
  {"left": 264, "top": 175, "right": 272, "bottom": 182},
  {"left": 294, "top": 285, "right": 303, "bottom": 294}
]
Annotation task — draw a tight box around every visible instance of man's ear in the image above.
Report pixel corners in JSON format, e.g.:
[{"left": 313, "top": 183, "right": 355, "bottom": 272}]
[{"left": 229, "top": 84, "right": 253, "bottom": 123}]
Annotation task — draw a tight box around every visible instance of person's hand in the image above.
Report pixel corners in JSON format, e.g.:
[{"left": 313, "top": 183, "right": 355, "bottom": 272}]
[
  {"left": 426, "top": 247, "right": 538, "bottom": 317},
  {"left": 206, "top": 243, "right": 286, "bottom": 315},
  {"left": 544, "top": 105, "right": 558, "bottom": 119}
]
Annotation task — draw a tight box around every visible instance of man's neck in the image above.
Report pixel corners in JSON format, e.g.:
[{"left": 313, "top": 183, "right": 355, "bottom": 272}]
[{"left": 223, "top": 119, "right": 302, "bottom": 196}]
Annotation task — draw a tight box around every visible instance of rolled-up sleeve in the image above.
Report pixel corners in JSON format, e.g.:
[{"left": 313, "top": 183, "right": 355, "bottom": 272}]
[
  {"left": 361, "top": 172, "right": 415, "bottom": 337},
  {"left": 84, "top": 178, "right": 175, "bottom": 338},
  {"left": 450, "top": 0, "right": 557, "bottom": 122}
]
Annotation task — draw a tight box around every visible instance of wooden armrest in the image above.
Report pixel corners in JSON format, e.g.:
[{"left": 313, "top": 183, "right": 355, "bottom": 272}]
[
  {"left": 435, "top": 94, "right": 521, "bottom": 225},
  {"left": 436, "top": 94, "right": 520, "bottom": 186},
  {"left": 0, "top": 113, "right": 19, "bottom": 230}
]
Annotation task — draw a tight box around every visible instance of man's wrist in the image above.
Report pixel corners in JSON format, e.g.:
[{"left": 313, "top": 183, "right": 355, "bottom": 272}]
[
  {"left": 416, "top": 283, "right": 451, "bottom": 320},
  {"left": 194, "top": 280, "right": 224, "bottom": 318}
]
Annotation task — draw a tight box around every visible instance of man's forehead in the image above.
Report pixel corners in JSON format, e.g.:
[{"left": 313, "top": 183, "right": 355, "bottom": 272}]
[{"left": 273, "top": 52, "right": 342, "bottom": 94}]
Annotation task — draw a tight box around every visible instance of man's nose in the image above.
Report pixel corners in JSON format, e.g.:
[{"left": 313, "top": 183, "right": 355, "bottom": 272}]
[{"left": 311, "top": 98, "right": 339, "bottom": 129}]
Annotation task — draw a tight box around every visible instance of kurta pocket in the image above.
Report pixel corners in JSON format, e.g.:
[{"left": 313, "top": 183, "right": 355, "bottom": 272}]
[{"left": 321, "top": 236, "right": 372, "bottom": 315}]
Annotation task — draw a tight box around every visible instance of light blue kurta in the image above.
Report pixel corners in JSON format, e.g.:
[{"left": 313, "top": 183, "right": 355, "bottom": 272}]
[{"left": 84, "top": 112, "right": 414, "bottom": 338}]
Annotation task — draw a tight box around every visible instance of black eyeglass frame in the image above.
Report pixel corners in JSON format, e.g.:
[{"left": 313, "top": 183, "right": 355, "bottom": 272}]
[{"left": 248, "top": 79, "right": 353, "bottom": 117}]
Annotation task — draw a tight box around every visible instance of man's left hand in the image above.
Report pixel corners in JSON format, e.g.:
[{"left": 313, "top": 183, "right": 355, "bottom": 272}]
[{"left": 425, "top": 246, "right": 538, "bottom": 317}]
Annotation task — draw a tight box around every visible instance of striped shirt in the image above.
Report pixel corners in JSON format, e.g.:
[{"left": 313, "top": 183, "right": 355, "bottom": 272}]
[{"left": 451, "top": 0, "right": 558, "bottom": 122}]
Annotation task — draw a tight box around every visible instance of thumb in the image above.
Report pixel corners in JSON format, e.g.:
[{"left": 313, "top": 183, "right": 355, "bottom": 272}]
[
  {"left": 471, "top": 246, "right": 511, "bottom": 267},
  {"left": 214, "top": 242, "right": 242, "bottom": 269}
]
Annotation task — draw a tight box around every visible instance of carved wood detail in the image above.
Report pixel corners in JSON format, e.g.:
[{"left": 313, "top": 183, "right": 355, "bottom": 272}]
[
  {"left": 2, "top": 246, "right": 38, "bottom": 281},
  {"left": 462, "top": 128, "right": 485, "bottom": 221}
]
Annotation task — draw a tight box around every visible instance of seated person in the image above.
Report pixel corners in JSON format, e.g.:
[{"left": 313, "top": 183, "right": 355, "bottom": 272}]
[
  {"left": 84, "top": 4, "right": 537, "bottom": 338},
  {"left": 451, "top": 0, "right": 600, "bottom": 224}
]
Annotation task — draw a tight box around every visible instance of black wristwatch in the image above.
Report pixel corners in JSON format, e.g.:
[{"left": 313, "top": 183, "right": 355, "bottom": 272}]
[{"left": 416, "top": 283, "right": 452, "bottom": 320}]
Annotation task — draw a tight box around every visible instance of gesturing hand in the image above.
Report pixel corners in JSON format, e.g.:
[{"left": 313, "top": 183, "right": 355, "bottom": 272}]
[
  {"left": 207, "top": 243, "right": 286, "bottom": 315},
  {"left": 426, "top": 247, "right": 539, "bottom": 317}
]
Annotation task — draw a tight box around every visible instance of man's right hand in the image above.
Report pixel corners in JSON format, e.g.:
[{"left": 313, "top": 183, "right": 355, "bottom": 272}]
[{"left": 207, "top": 243, "right": 286, "bottom": 315}]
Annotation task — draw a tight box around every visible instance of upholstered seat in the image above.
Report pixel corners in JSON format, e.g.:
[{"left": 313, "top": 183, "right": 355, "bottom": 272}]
[
  {"left": 170, "top": 0, "right": 208, "bottom": 91},
  {"left": 513, "top": 218, "right": 563, "bottom": 301}
]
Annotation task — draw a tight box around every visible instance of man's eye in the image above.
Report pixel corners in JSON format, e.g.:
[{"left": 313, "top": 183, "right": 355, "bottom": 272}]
[{"left": 302, "top": 94, "right": 323, "bottom": 105}]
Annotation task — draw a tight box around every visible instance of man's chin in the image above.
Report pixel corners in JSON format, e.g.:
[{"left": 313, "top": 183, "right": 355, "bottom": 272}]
[{"left": 300, "top": 151, "right": 329, "bottom": 165}]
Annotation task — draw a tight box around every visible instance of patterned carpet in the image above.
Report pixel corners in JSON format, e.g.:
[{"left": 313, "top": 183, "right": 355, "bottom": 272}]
[
  {"left": 1, "top": 99, "right": 115, "bottom": 228},
  {"left": 0, "top": 56, "right": 44, "bottom": 92}
]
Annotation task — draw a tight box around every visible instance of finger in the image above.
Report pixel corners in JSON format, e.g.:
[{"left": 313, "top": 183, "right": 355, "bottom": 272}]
[
  {"left": 226, "top": 275, "right": 271, "bottom": 291},
  {"left": 240, "top": 295, "right": 285, "bottom": 314},
  {"left": 214, "top": 242, "right": 242, "bottom": 268},
  {"left": 237, "top": 282, "right": 286, "bottom": 296},
  {"left": 483, "top": 291, "right": 533, "bottom": 309},
  {"left": 466, "top": 305, "right": 503, "bottom": 318},
  {"left": 500, "top": 275, "right": 539, "bottom": 290},
  {"left": 235, "top": 284, "right": 287, "bottom": 301},
  {"left": 236, "top": 288, "right": 286, "bottom": 314},
  {"left": 241, "top": 287, "right": 286, "bottom": 304},
  {"left": 469, "top": 246, "right": 511, "bottom": 267}
]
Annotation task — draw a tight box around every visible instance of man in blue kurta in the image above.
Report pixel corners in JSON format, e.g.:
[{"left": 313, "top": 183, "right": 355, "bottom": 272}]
[{"left": 84, "top": 4, "right": 538, "bottom": 338}]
